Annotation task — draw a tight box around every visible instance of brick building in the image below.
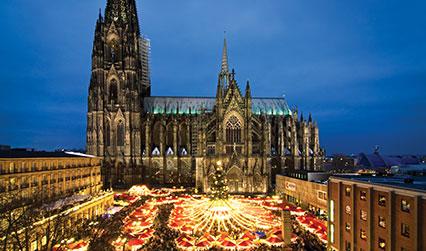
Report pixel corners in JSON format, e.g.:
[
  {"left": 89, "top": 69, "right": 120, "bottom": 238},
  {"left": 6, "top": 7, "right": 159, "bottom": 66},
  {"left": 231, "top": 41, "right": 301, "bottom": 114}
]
[{"left": 328, "top": 176, "right": 426, "bottom": 251}]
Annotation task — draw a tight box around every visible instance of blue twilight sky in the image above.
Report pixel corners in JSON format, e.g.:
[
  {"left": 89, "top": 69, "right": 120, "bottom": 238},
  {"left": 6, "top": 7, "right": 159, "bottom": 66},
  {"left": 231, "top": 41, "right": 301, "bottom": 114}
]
[{"left": 0, "top": 0, "right": 425, "bottom": 155}]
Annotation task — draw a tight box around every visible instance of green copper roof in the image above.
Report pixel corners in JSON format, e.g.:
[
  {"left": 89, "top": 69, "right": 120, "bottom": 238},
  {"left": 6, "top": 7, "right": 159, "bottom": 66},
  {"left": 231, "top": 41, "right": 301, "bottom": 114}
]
[
  {"left": 251, "top": 98, "right": 292, "bottom": 116},
  {"left": 143, "top": 96, "right": 291, "bottom": 116}
]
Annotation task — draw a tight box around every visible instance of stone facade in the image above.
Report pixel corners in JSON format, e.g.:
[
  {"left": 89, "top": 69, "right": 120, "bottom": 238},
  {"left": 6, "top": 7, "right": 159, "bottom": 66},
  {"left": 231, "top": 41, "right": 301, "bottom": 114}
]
[
  {"left": 86, "top": 0, "right": 324, "bottom": 192},
  {"left": 0, "top": 153, "right": 102, "bottom": 200}
]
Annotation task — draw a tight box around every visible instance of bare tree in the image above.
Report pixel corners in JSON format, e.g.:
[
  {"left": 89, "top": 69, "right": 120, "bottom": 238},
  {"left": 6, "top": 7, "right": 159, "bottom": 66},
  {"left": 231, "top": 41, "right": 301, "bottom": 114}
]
[
  {"left": 0, "top": 189, "right": 43, "bottom": 251},
  {"left": 81, "top": 198, "right": 147, "bottom": 251},
  {"left": 0, "top": 188, "right": 84, "bottom": 251}
]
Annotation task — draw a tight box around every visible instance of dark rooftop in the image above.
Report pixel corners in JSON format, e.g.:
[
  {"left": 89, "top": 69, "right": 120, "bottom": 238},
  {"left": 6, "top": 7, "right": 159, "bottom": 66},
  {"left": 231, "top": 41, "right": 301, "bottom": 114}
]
[
  {"left": 332, "top": 175, "right": 426, "bottom": 192},
  {"left": 0, "top": 150, "right": 96, "bottom": 159}
]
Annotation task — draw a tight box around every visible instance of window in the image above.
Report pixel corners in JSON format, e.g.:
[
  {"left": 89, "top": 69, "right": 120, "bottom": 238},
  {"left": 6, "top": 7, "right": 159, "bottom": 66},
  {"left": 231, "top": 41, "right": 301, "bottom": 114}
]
[
  {"left": 360, "top": 210, "right": 367, "bottom": 221},
  {"left": 378, "top": 216, "right": 386, "bottom": 228},
  {"left": 330, "top": 224, "right": 335, "bottom": 244},
  {"left": 378, "top": 238, "right": 386, "bottom": 249},
  {"left": 360, "top": 229, "right": 367, "bottom": 240},
  {"left": 345, "top": 186, "right": 351, "bottom": 196},
  {"left": 345, "top": 222, "right": 351, "bottom": 232},
  {"left": 225, "top": 115, "right": 242, "bottom": 144},
  {"left": 105, "top": 122, "right": 111, "bottom": 146},
  {"left": 360, "top": 190, "right": 367, "bottom": 201},
  {"left": 345, "top": 205, "right": 351, "bottom": 215},
  {"left": 378, "top": 195, "right": 386, "bottom": 207},
  {"left": 330, "top": 200, "right": 335, "bottom": 222},
  {"left": 9, "top": 163, "right": 15, "bottom": 173},
  {"left": 109, "top": 80, "right": 118, "bottom": 104},
  {"left": 401, "top": 200, "right": 410, "bottom": 212},
  {"left": 401, "top": 223, "right": 410, "bottom": 237},
  {"left": 345, "top": 241, "right": 351, "bottom": 251},
  {"left": 117, "top": 121, "right": 125, "bottom": 146}
]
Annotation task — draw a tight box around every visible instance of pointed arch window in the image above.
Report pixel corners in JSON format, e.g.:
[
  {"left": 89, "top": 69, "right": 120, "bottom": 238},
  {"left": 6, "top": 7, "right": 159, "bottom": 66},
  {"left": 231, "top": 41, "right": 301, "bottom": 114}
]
[
  {"left": 225, "top": 115, "right": 242, "bottom": 143},
  {"left": 117, "top": 121, "right": 125, "bottom": 146},
  {"left": 109, "top": 80, "right": 118, "bottom": 104},
  {"left": 105, "top": 122, "right": 111, "bottom": 146}
]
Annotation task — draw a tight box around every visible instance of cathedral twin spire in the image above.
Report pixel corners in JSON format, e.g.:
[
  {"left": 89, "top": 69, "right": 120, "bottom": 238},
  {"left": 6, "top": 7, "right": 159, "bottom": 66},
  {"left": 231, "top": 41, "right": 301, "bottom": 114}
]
[
  {"left": 104, "top": 0, "right": 140, "bottom": 34},
  {"left": 218, "top": 37, "right": 251, "bottom": 99},
  {"left": 221, "top": 38, "right": 229, "bottom": 74}
]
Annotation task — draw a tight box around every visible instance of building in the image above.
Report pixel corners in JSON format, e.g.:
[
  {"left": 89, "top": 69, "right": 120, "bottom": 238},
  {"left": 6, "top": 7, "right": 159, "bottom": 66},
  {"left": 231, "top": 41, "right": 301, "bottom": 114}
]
[
  {"left": 86, "top": 0, "right": 324, "bottom": 192},
  {"left": 2, "top": 192, "right": 114, "bottom": 251},
  {"left": 0, "top": 150, "right": 102, "bottom": 200},
  {"left": 328, "top": 176, "right": 426, "bottom": 251},
  {"left": 276, "top": 174, "right": 328, "bottom": 214},
  {"left": 330, "top": 154, "right": 356, "bottom": 171},
  {"left": 0, "top": 145, "right": 11, "bottom": 151},
  {"left": 356, "top": 151, "right": 420, "bottom": 171},
  {"left": 390, "top": 164, "right": 426, "bottom": 176},
  {"left": 282, "top": 170, "right": 331, "bottom": 183}
]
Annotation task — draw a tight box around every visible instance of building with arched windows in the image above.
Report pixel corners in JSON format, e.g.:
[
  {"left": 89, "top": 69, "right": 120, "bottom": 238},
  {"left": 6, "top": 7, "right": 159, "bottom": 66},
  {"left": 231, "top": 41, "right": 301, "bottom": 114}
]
[{"left": 86, "top": 0, "right": 324, "bottom": 192}]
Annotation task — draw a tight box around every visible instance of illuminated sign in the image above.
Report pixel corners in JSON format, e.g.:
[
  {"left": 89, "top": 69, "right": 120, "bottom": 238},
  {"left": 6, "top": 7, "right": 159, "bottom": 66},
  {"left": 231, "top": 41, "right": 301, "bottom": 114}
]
[{"left": 285, "top": 182, "right": 296, "bottom": 191}]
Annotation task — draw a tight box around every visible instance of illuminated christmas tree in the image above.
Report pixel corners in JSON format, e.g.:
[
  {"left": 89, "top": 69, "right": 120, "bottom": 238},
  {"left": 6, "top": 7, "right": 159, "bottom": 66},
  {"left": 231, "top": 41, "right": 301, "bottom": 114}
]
[{"left": 210, "top": 165, "right": 229, "bottom": 200}]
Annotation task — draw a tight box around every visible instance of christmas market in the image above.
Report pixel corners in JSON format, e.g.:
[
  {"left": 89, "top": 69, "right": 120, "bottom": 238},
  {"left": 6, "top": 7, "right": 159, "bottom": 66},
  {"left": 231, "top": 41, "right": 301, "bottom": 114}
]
[{"left": 51, "top": 170, "right": 328, "bottom": 251}]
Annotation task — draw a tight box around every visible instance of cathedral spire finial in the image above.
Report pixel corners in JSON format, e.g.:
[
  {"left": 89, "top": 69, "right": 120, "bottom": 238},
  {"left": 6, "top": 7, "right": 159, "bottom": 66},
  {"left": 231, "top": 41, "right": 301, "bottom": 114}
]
[
  {"left": 245, "top": 80, "right": 251, "bottom": 98},
  {"left": 221, "top": 32, "right": 229, "bottom": 73},
  {"left": 105, "top": 0, "right": 140, "bottom": 34}
]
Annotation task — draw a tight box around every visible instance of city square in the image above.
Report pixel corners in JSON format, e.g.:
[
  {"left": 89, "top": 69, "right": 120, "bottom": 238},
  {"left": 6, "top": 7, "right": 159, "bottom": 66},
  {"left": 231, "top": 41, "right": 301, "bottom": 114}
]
[
  {"left": 49, "top": 184, "right": 327, "bottom": 251},
  {"left": 1, "top": 0, "right": 426, "bottom": 250}
]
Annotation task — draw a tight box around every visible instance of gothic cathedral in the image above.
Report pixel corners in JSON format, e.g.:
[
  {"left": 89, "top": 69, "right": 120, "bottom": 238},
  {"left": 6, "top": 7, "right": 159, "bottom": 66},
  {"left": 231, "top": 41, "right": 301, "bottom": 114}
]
[{"left": 86, "top": 0, "right": 323, "bottom": 193}]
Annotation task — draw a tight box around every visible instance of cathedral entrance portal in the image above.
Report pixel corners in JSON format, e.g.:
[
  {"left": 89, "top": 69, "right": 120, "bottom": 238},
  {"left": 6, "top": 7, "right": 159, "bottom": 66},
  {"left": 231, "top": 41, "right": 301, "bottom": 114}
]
[{"left": 226, "top": 166, "right": 243, "bottom": 193}]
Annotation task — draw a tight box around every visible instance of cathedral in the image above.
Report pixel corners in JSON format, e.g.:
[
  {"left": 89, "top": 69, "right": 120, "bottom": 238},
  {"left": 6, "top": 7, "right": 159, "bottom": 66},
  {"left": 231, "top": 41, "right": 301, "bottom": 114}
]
[{"left": 86, "top": 0, "right": 323, "bottom": 193}]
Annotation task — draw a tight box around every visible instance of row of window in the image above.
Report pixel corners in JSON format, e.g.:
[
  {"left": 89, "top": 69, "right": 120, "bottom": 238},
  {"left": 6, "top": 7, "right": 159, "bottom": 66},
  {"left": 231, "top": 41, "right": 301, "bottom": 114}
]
[
  {"left": 345, "top": 238, "right": 386, "bottom": 251},
  {"left": 345, "top": 202, "right": 410, "bottom": 221},
  {"left": 0, "top": 162, "right": 98, "bottom": 174},
  {"left": 345, "top": 220, "right": 410, "bottom": 237},
  {"left": 344, "top": 187, "right": 411, "bottom": 212}
]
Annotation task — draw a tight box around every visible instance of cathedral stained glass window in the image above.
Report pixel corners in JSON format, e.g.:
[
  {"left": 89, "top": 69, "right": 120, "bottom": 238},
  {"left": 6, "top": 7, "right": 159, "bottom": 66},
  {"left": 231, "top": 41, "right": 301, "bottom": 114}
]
[{"left": 225, "top": 115, "right": 242, "bottom": 143}]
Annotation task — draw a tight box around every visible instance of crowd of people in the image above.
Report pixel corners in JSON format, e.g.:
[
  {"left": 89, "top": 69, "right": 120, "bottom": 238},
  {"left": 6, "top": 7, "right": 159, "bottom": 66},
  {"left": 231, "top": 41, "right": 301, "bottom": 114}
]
[
  {"left": 141, "top": 204, "right": 179, "bottom": 250},
  {"left": 83, "top": 190, "right": 326, "bottom": 251},
  {"left": 137, "top": 204, "right": 325, "bottom": 251},
  {"left": 290, "top": 217, "right": 326, "bottom": 251}
]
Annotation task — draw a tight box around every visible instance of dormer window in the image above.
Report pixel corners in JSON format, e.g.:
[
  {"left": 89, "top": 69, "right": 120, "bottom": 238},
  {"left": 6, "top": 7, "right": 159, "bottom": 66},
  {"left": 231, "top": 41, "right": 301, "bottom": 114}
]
[
  {"left": 166, "top": 147, "right": 174, "bottom": 156},
  {"left": 152, "top": 147, "right": 160, "bottom": 156}
]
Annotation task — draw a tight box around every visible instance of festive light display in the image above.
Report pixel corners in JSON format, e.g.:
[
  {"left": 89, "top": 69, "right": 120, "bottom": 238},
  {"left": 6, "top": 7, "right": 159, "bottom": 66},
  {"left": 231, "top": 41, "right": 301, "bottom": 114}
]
[
  {"left": 56, "top": 186, "right": 327, "bottom": 250},
  {"left": 166, "top": 164, "right": 293, "bottom": 250},
  {"left": 112, "top": 200, "right": 158, "bottom": 250},
  {"left": 209, "top": 164, "right": 229, "bottom": 200},
  {"left": 168, "top": 196, "right": 286, "bottom": 249},
  {"left": 296, "top": 215, "right": 328, "bottom": 243},
  {"left": 128, "top": 185, "right": 186, "bottom": 197}
]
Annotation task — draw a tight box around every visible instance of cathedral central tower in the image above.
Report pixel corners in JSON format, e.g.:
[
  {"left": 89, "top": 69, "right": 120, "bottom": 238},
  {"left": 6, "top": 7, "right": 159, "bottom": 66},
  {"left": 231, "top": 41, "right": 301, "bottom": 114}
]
[{"left": 86, "top": 0, "right": 150, "bottom": 186}]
